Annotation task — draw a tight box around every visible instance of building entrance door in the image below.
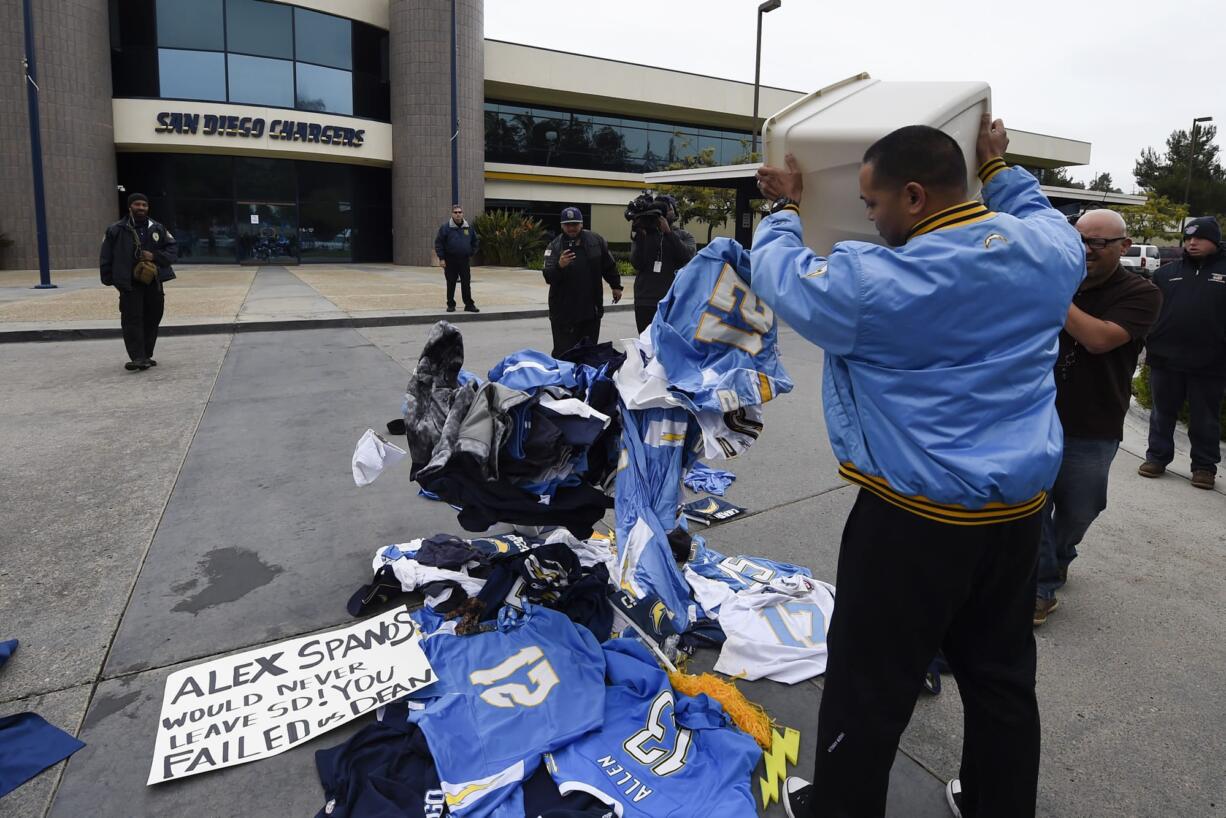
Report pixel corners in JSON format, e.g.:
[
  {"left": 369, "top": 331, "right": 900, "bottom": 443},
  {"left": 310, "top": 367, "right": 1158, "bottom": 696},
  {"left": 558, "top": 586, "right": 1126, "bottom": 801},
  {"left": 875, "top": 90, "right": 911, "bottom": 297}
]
[{"left": 237, "top": 202, "right": 299, "bottom": 264}]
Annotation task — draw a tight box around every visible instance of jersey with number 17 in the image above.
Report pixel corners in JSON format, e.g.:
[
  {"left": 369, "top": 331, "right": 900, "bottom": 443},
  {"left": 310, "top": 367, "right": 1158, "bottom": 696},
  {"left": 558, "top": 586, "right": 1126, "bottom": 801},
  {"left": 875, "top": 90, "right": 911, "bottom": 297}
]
[{"left": 651, "top": 237, "right": 793, "bottom": 415}]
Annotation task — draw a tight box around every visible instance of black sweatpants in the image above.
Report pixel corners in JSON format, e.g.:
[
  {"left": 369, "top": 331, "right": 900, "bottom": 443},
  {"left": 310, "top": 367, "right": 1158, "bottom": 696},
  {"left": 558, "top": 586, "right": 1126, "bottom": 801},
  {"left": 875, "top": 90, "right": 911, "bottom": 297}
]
[
  {"left": 549, "top": 316, "right": 600, "bottom": 358},
  {"left": 118, "top": 280, "right": 164, "bottom": 362},
  {"left": 1146, "top": 366, "right": 1226, "bottom": 474},
  {"left": 634, "top": 303, "right": 657, "bottom": 334},
  {"left": 443, "top": 256, "right": 474, "bottom": 308},
  {"left": 809, "top": 489, "right": 1041, "bottom": 818}
]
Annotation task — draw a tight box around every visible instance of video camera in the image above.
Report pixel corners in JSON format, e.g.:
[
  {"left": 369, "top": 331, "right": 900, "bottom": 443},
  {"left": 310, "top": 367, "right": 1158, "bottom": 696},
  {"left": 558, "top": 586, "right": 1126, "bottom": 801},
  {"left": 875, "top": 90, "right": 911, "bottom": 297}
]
[{"left": 624, "top": 192, "right": 676, "bottom": 231}]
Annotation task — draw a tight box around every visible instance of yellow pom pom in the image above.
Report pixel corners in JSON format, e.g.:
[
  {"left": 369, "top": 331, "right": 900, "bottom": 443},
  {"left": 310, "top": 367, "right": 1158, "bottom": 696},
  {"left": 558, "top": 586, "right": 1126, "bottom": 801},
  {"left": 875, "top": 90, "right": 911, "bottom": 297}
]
[{"left": 668, "top": 670, "right": 773, "bottom": 750}]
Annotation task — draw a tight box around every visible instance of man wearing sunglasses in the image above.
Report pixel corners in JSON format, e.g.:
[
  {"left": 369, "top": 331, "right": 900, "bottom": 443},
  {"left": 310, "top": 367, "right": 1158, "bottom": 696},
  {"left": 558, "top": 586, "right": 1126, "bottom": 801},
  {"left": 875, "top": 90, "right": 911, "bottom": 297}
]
[
  {"left": 1141, "top": 216, "right": 1226, "bottom": 489},
  {"left": 1034, "top": 209, "right": 1161, "bottom": 625},
  {"left": 434, "top": 204, "right": 480, "bottom": 313}
]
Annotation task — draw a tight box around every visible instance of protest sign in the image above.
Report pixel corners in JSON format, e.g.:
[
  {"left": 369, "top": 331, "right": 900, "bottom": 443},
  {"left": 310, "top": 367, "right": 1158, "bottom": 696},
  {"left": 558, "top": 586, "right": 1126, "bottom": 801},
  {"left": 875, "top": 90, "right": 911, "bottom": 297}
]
[{"left": 148, "top": 606, "right": 433, "bottom": 784}]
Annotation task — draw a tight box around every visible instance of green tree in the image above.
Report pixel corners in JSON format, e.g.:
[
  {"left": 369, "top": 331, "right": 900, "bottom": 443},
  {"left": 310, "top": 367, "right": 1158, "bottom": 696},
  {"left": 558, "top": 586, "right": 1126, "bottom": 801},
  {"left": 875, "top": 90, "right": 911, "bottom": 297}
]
[
  {"left": 1120, "top": 194, "right": 1186, "bottom": 243},
  {"left": 658, "top": 145, "right": 737, "bottom": 243},
  {"left": 1088, "top": 172, "right": 1122, "bottom": 193},
  {"left": 1038, "top": 167, "right": 1085, "bottom": 188},
  {"left": 1133, "top": 124, "right": 1226, "bottom": 215}
]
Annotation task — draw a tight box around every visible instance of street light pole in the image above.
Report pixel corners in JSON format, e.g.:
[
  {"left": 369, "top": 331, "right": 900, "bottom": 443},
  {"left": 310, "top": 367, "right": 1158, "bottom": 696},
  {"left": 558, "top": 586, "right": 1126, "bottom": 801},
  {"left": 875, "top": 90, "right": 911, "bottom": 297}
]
[
  {"left": 449, "top": 0, "right": 460, "bottom": 209},
  {"left": 1182, "top": 115, "right": 1213, "bottom": 229},
  {"left": 21, "top": 0, "right": 55, "bottom": 288},
  {"left": 751, "top": 0, "right": 781, "bottom": 159}
]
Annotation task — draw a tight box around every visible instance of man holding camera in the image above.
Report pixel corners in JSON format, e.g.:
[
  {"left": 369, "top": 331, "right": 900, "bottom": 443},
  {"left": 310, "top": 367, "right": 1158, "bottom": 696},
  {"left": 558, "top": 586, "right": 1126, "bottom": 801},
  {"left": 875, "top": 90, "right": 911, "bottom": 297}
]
[
  {"left": 99, "top": 192, "right": 178, "bottom": 371},
  {"left": 542, "top": 206, "right": 622, "bottom": 356},
  {"left": 627, "top": 193, "right": 696, "bottom": 332}
]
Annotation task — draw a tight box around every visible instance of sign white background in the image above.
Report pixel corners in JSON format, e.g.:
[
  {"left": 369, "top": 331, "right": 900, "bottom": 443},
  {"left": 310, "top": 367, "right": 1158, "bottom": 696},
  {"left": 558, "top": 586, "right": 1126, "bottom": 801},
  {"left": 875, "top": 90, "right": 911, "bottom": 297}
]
[{"left": 148, "top": 606, "right": 433, "bottom": 784}]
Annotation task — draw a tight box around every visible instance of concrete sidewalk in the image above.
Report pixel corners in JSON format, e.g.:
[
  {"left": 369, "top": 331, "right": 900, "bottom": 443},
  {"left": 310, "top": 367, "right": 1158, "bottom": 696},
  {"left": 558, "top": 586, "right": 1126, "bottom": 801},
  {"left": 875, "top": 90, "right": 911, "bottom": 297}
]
[{"left": 0, "top": 264, "right": 628, "bottom": 341}]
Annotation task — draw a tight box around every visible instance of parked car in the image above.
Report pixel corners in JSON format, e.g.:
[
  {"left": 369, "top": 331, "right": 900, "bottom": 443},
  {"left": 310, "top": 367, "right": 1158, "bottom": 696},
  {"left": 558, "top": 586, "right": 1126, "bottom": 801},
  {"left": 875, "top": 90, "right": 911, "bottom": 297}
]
[
  {"left": 1120, "top": 244, "right": 1162, "bottom": 277},
  {"left": 1157, "top": 245, "right": 1183, "bottom": 264}
]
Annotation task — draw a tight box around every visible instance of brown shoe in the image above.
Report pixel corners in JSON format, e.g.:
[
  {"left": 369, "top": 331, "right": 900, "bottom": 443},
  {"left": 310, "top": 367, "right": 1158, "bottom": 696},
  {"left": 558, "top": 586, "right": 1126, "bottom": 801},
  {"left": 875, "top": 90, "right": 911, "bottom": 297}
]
[
  {"left": 1137, "top": 461, "right": 1166, "bottom": 478},
  {"left": 1034, "top": 597, "right": 1059, "bottom": 626},
  {"left": 1191, "top": 470, "right": 1216, "bottom": 490}
]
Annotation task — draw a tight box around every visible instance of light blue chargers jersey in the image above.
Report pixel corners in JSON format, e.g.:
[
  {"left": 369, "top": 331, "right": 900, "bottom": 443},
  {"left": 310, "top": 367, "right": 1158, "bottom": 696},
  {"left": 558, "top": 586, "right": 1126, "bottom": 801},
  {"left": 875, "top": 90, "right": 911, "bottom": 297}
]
[
  {"left": 614, "top": 402, "right": 698, "bottom": 631},
  {"left": 413, "top": 605, "right": 606, "bottom": 818},
  {"left": 688, "top": 541, "right": 812, "bottom": 591},
  {"left": 544, "top": 639, "right": 761, "bottom": 817},
  {"left": 487, "top": 349, "right": 592, "bottom": 393},
  {"left": 651, "top": 237, "right": 793, "bottom": 414}
]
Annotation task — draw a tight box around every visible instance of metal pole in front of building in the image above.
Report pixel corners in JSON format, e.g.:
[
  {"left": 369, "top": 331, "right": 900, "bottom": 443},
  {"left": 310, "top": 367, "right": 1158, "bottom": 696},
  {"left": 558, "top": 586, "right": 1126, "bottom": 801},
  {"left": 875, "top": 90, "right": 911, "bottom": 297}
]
[
  {"left": 21, "top": 0, "right": 55, "bottom": 289},
  {"left": 751, "top": 0, "right": 781, "bottom": 158},
  {"left": 449, "top": 0, "right": 460, "bottom": 208},
  {"left": 1182, "top": 115, "right": 1213, "bottom": 229}
]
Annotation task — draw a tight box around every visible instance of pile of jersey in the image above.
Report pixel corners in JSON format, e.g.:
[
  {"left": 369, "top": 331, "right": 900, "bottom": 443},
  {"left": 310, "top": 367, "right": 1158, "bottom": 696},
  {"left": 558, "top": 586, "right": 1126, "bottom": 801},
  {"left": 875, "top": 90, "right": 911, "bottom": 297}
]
[
  {"left": 328, "top": 238, "right": 839, "bottom": 816},
  {"left": 401, "top": 323, "right": 624, "bottom": 538}
]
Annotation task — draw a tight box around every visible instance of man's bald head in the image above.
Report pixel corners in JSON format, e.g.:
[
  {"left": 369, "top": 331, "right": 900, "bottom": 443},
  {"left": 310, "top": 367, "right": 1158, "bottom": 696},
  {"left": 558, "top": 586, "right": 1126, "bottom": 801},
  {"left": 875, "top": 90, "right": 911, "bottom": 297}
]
[
  {"left": 1076, "top": 208, "right": 1127, "bottom": 236},
  {"left": 1075, "top": 208, "right": 1131, "bottom": 284}
]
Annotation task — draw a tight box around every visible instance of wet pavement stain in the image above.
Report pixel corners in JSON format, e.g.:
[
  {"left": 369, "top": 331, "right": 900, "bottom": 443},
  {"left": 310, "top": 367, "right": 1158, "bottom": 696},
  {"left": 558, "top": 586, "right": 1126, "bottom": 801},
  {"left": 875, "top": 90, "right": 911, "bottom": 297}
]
[
  {"left": 83, "top": 689, "right": 141, "bottom": 729},
  {"left": 171, "top": 547, "right": 283, "bottom": 615}
]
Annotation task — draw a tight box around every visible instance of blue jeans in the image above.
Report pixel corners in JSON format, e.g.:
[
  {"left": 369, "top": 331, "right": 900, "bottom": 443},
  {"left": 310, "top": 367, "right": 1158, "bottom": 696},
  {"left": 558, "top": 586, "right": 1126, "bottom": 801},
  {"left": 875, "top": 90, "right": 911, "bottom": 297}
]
[{"left": 1036, "top": 437, "right": 1119, "bottom": 600}]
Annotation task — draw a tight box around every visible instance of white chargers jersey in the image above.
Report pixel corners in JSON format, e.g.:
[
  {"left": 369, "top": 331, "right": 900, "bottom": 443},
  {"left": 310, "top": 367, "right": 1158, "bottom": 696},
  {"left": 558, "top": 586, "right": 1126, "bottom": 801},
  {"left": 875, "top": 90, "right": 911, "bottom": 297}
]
[{"left": 710, "top": 575, "right": 836, "bottom": 685}]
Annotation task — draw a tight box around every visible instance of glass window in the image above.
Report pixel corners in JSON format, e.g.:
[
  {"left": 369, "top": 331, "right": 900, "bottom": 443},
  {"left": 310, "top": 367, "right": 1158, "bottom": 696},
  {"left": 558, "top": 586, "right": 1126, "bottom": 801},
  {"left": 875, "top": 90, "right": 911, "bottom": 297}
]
[
  {"left": 353, "top": 71, "right": 390, "bottom": 121},
  {"left": 227, "top": 54, "right": 293, "bottom": 108},
  {"left": 168, "top": 199, "right": 237, "bottom": 262},
  {"left": 234, "top": 157, "right": 296, "bottom": 201},
  {"left": 166, "top": 155, "right": 234, "bottom": 199},
  {"left": 298, "top": 201, "right": 353, "bottom": 262},
  {"left": 159, "top": 48, "right": 227, "bottom": 101},
  {"left": 351, "top": 21, "right": 388, "bottom": 79},
  {"left": 156, "top": 0, "right": 224, "bottom": 51},
  {"left": 295, "top": 62, "right": 352, "bottom": 115},
  {"left": 112, "top": 47, "right": 160, "bottom": 97},
  {"left": 226, "top": 0, "right": 292, "bottom": 59},
  {"left": 114, "top": 0, "right": 157, "bottom": 48},
  {"left": 294, "top": 8, "right": 351, "bottom": 70}
]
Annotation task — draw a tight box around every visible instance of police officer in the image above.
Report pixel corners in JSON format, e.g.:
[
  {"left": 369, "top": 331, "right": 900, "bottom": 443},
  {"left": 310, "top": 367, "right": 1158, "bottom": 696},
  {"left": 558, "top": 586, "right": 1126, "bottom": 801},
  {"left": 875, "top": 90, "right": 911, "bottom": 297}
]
[
  {"left": 542, "top": 206, "right": 622, "bottom": 356},
  {"left": 434, "top": 204, "right": 480, "bottom": 313},
  {"left": 100, "top": 193, "right": 178, "bottom": 371},
  {"left": 628, "top": 194, "right": 696, "bottom": 332},
  {"left": 1140, "top": 216, "right": 1226, "bottom": 490}
]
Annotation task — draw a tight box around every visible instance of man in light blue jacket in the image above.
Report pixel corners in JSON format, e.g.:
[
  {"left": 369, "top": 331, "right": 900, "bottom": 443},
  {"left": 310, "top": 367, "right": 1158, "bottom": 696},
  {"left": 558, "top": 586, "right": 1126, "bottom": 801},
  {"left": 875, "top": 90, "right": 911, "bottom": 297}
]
[{"left": 753, "top": 117, "right": 1084, "bottom": 818}]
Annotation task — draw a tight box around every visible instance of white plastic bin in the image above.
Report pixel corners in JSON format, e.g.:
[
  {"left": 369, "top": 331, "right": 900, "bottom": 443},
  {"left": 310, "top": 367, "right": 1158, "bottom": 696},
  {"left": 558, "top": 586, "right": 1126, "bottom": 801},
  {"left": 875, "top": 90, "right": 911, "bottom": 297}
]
[{"left": 762, "top": 73, "right": 991, "bottom": 251}]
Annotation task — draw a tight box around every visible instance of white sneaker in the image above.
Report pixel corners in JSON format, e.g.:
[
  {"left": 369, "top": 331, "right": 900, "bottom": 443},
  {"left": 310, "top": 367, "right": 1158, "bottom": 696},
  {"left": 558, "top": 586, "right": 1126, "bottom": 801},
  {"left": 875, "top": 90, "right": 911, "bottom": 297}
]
[
  {"left": 783, "top": 776, "right": 813, "bottom": 818},
  {"left": 945, "top": 778, "right": 963, "bottom": 817}
]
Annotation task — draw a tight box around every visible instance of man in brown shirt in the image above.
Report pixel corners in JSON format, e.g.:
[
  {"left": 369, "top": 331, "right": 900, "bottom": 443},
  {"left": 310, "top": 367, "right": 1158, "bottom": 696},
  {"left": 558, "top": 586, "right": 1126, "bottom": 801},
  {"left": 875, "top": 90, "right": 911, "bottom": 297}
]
[{"left": 1034, "top": 209, "right": 1161, "bottom": 624}]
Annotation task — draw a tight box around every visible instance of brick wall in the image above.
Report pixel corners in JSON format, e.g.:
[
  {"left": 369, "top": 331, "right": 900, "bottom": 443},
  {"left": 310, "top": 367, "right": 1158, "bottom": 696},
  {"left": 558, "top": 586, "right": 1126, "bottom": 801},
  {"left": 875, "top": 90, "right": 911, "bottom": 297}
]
[
  {"left": 390, "top": 0, "right": 485, "bottom": 266},
  {"left": 0, "top": 0, "right": 116, "bottom": 271}
]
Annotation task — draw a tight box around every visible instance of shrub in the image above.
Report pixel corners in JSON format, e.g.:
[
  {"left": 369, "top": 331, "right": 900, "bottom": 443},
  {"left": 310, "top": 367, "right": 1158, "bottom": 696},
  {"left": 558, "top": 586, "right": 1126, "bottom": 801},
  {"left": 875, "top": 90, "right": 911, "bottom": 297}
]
[
  {"left": 1132, "top": 363, "right": 1226, "bottom": 440},
  {"left": 474, "top": 210, "right": 546, "bottom": 267},
  {"left": 616, "top": 259, "right": 635, "bottom": 277}
]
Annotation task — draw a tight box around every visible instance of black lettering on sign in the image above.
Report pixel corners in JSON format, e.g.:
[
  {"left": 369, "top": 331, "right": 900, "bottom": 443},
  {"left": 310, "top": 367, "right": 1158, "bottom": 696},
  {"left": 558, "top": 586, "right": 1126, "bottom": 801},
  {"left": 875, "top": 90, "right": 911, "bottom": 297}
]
[{"left": 153, "top": 113, "right": 361, "bottom": 147}]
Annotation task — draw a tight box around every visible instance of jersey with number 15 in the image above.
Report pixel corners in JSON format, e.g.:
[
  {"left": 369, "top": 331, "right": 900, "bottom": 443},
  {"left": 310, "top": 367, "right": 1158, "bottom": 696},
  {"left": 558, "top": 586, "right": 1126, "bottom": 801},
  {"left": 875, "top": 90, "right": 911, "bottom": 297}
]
[
  {"left": 651, "top": 237, "right": 793, "bottom": 415},
  {"left": 414, "top": 605, "right": 606, "bottom": 818}
]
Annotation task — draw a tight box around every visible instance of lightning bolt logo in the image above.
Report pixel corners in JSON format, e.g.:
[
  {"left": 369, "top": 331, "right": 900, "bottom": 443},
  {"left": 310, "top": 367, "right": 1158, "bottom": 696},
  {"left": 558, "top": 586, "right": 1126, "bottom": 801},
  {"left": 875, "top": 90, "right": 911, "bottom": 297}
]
[
  {"left": 759, "top": 727, "right": 801, "bottom": 808},
  {"left": 650, "top": 601, "right": 667, "bottom": 631}
]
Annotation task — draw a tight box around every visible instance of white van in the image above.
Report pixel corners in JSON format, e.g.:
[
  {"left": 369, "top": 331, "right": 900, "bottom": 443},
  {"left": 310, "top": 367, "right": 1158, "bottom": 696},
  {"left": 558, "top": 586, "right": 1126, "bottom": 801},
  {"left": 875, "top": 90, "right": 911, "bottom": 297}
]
[{"left": 1120, "top": 244, "right": 1162, "bottom": 277}]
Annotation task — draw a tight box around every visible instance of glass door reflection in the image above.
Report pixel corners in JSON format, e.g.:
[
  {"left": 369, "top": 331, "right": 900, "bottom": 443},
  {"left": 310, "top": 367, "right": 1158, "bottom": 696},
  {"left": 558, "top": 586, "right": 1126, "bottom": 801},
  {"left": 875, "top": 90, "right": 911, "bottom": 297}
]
[{"left": 237, "top": 202, "right": 298, "bottom": 264}]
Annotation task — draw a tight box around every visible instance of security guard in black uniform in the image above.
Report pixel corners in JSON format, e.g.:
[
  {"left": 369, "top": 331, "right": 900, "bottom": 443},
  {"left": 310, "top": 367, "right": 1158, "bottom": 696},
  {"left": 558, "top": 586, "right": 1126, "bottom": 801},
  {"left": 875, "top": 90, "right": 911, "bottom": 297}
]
[
  {"left": 542, "top": 206, "right": 622, "bottom": 356},
  {"left": 100, "top": 193, "right": 178, "bottom": 370}
]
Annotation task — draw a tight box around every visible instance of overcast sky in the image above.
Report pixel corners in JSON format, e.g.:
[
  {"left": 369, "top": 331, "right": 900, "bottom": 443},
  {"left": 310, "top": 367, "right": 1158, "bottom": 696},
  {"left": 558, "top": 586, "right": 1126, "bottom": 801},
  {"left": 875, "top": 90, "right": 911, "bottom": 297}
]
[{"left": 486, "top": 0, "right": 1222, "bottom": 193}]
